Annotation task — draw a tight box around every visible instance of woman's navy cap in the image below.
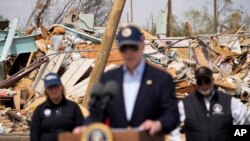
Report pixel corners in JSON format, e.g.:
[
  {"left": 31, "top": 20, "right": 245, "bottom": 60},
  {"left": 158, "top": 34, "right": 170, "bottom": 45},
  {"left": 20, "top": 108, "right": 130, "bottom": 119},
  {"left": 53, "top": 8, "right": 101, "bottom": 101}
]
[{"left": 44, "top": 73, "right": 62, "bottom": 88}]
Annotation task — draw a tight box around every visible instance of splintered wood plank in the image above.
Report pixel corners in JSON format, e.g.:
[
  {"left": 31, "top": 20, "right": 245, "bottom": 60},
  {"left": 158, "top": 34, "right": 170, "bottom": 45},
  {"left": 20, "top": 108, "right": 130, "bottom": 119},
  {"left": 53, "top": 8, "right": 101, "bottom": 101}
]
[
  {"left": 66, "top": 64, "right": 117, "bottom": 97},
  {"left": 14, "top": 90, "right": 21, "bottom": 110},
  {"left": 208, "top": 38, "right": 218, "bottom": 60},
  {"left": 33, "top": 51, "right": 66, "bottom": 94},
  {"left": 214, "top": 80, "right": 236, "bottom": 90},
  {"left": 32, "top": 50, "right": 55, "bottom": 90},
  {"left": 40, "top": 25, "right": 50, "bottom": 40},
  {"left": 185, "top": 22, "right": 208, "bottom": 67},
  {"left": 144, "top": 44, "right": 165, "bottom": 59},
  {"left": 240, "top": 38, "right": 250, "bottom": 46},
  {"left": 185, "top": 22, "right": 195, "bottom": 37},
  {"left": 173, "top": 48, "right": 190, "bottom": 61},
  {"left": 66, "top": 77, "right": 90, "bottom": 97},
  {"left": 215, "top": 55, "right": 227, "bottom": 66},
  {"left": 25, "top": 96, "right": 46, "bottom": 111},
  {"left": 176, "top": 81, "right": 192, "bottom": 89},
  {"left": 191, "top": 40, "right": 208, "bottom": 67},
  {"left": 61, "top": 59, "right": 94, "bottom": 90},
  {"left": 232, "top": 63, "right": 243, "bottom": 75},
  {"left": 141, "top": 29, "right": 157, "bottom": 40},
  {"left": 32, "top": 61, "right": 49, "bottom": 90}
]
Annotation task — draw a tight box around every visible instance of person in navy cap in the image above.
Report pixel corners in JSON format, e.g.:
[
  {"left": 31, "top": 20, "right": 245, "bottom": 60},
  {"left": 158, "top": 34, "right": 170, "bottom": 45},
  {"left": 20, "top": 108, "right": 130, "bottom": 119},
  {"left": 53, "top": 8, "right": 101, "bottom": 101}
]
[
  {"left": 74, "top": 25, "right": 179, "bottom": 135},
  {"left": 30, "top": 73, "right": 84, "bottom": 141}
]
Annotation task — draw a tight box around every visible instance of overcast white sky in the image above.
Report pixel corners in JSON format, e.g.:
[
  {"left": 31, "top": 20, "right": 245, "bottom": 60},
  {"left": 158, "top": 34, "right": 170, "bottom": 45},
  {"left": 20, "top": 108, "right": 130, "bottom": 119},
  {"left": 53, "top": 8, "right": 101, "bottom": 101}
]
[
  {"left": 121, "top": 0, "right": 250, "bottom": 27},
  {"left": 0, "top": 0, "right": 249, "bottom": 28}
]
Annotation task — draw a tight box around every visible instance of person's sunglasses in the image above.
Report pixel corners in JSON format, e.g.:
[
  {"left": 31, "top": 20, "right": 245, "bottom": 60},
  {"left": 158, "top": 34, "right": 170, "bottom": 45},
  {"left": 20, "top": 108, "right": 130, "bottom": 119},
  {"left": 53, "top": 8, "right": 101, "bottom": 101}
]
[
  {"left": 196, "top": 78, "right": 211, "bottom": 86},
  {"left": 47, "top": 85, "right": 60, "bottom": 89},
  {"left": 119, "top": 45, "right": 139, "bottom": 53}
]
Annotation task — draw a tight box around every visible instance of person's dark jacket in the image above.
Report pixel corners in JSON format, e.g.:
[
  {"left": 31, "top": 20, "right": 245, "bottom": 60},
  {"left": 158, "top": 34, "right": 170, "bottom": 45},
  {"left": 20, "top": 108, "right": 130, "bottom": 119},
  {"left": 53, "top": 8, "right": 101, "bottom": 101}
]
[
  {"left": 30, "top": 96, "right": 84, "bottom": 141},
  {"left": 85, "top": 63, "right": 180, "bottom": 133},
  {"left": 183, "top": 89, "right": 233, "bottom": 141}
]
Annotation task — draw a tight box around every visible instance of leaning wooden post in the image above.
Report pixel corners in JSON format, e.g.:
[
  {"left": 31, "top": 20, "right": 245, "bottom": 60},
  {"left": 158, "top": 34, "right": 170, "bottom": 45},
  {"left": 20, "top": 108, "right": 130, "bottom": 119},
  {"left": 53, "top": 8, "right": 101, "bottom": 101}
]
[{"left": 81, "top": 0, "right": 126, "bottom": 107}]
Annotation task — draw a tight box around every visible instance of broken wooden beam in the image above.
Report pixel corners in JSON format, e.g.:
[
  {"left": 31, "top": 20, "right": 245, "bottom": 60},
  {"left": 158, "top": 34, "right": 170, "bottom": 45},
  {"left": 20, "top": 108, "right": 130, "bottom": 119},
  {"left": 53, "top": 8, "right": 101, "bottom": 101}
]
[
  {"left": 185, "top": 22, "right": 208, "bottom": 67},
  {"left": 0, "top": 58, "right": 48, "bottom": 88},
  {"left": 40, "top": 25, "right": 50, "bottom": 40},
  {"left": 13, "top": 90, "right": 21, "bottom": 110},
  {"left": 190, "top": 40, "right": 209, "bottom": 67}
]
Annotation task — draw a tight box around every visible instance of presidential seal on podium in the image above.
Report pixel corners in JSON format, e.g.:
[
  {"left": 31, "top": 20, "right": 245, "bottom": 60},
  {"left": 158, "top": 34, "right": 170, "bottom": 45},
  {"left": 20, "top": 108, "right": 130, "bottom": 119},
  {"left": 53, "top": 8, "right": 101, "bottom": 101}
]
[{"left": 82, "top": 123, "right": 113, "bottom": 141}]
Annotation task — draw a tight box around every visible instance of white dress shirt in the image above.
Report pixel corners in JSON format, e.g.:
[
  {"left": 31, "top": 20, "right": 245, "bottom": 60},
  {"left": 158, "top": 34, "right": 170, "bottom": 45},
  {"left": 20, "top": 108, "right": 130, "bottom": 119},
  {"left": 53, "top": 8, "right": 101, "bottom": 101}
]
[
  {"left": 123, "top": 59, "right": 145, "bottom": 121},
  {"left": 169, "top": 92, "right": 250, "bottom": 141}
]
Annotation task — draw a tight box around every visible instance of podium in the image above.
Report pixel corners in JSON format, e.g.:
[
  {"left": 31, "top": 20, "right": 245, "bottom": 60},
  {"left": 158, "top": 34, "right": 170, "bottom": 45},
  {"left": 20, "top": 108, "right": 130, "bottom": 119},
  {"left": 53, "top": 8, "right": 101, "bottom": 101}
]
[
  {"left": 58, "top": 123, "right": 164, "bottom": 141},
  {"left": 112, "top": 129, "right": 164, "bottom": 141}
]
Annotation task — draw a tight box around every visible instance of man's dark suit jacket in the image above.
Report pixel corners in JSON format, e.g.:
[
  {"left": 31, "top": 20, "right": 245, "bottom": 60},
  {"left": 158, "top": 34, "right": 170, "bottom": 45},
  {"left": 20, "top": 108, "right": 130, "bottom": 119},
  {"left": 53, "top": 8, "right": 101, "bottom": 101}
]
[{"left": 86, "top": 63, "right": 180, "bottom": 133}]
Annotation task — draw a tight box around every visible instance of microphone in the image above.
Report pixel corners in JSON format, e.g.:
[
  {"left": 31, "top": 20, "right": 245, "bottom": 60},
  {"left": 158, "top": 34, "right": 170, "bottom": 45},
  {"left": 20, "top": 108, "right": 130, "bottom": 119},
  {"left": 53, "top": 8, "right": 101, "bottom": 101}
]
[
  {"left": 88, "top": 82, "right": 104, "bottom": 113},
  {"left": 86, "top": 81, "right": 119, "bottom": 124},
  {"left": 101, "top": 80, "right": 119, "bottom": 110},
  {"left": 103, "top": 80, "right": 119, "bottom": 96}
]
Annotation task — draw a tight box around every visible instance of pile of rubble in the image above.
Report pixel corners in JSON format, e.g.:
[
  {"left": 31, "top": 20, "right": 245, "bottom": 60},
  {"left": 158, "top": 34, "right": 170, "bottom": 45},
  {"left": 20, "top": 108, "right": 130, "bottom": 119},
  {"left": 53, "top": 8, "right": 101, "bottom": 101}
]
[
  {"left": 142, "top": 23, "right": 250, "bottom": 103},
  {"left": 0, "top": 108, "right": 32, "bottom": 133},
  {"left": 0, "top": 17, "right": 250, "bottom": 133}
]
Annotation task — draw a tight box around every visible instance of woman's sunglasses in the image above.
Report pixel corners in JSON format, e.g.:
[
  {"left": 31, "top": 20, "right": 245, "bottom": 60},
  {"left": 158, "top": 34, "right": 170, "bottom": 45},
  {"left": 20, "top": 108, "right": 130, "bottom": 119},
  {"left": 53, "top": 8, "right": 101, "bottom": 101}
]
[{"left": 119, "top": 45, "right": 139, "bottom": 53}]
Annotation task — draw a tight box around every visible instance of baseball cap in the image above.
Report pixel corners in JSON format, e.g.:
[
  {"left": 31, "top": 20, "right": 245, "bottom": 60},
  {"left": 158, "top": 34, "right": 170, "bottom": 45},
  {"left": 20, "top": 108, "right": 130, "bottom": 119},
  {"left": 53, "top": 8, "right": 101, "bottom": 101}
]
[
  {"left": 195, "top": 66, "right": 213, "bottom": 79},
  {"left": 44, "top": 73, "right": 62, "bottom": 88},
  {"left": 117, "top": 25, "right": 144, "bottom": 47}
]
